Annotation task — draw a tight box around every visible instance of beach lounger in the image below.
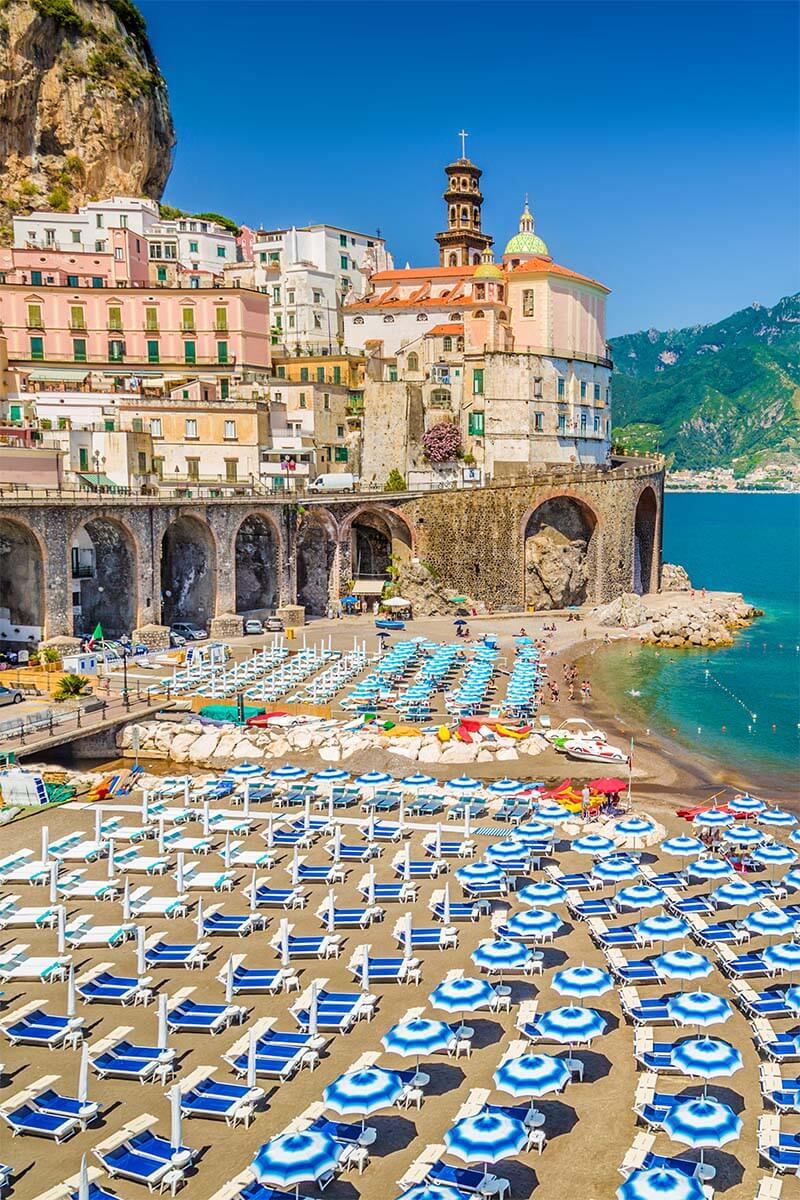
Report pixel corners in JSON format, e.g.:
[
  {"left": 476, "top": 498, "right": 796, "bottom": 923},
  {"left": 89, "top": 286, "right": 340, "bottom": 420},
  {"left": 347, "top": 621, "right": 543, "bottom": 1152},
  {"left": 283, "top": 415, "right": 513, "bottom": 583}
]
[
  {"left": 731, "top": 981, "right": 794, "bottom": 1019},
  {"left": 143, "top": 940, "right": 210, "bottom": 969},
  {"left": 0, "top": 953, "right": 70, "bottom": 983},
  {"left": 65, "top": 920, "right": 137, "bottom": 949},
  {"left": 3, "top": 1007, "right": 83, "bottom": 1048},
  {"left": 350, "top": 955, "right": 421, "bottom": 985},
  {"left": 167, "top": 1000, "right": 245, "bottom": 1035},
  {"left": 1, "top": 1102, "right": 79, "bottom": 1142},
  {"left": 96, "top": 1145, "right": 173, "bottom": 1190},
  {"left": 753, "top": 1019, "right": 800, "bottom": 1063},
  {"left": 77, "top": 970, "right": 152, "bottom": 1006},
  {"left": 633, "top": 1030, "right": 679, "bottom": 1073},
  {"left": 605, "top": 949, "right": 661, "bottom": 984},
  {"left": 717, "top": 946, "right": 769, "bottom": 978},
  {"left": 619, "top": 988, "right": 672, "bottom": 1026},
  {"left": 687, "top": 914, "right": 749, "bottom": 946},
  {"left": 758, "top": 1115, "right": 800, "bottom": 1174},
  {"left": 358, "top": 879, "right": 417, "bottom": 903},
  {"left": 180, "top": 1075, "right": 264, "bottom": 1125},
  {"left": 587, "top": 918, "right": 639, "bottom": 948},
  {"left": 566, "top": 891, "right": 614, "bottom": 920},
  {"left": 222, "top": 966, "right": 298, "bottom": 995},
  {"left": 760, "top": 1064, "right": 800, "bottom": 1114},
  {"left": 0, "top": 903, "right": 58, "bottom": 930},
  {"left": 394, "top": 925, "right": 457, "bottom": 951},
  {"left": 271, "top": 932, "right": 341, "bottom": 960},
  {"left": 29, "top": 1089, "right": 101, "bottom": 1131},
  {"left": 251, "top": 885, "right": 306, "bottom": 909},
  {"left": 316, "top": 904, "right": 381, "bottom": 930},
  {"left": 202, "top": 911, "right": 263, "bottom": 938},
  {"left": 545, "top": 867, "right": 601, "bottom": 891},
  {"left": 92, "top": 1039, "right": 176, "bottom": 1082}
]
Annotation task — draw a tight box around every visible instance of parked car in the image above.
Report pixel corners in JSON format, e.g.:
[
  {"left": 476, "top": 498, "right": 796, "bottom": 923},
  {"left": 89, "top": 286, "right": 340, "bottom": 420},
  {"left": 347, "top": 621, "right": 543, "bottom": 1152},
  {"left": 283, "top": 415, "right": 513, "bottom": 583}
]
[
  {"left": 168, "top": 630, "right": 187, "bottom": 648},
  {"left": 265, "top": 616, "right": 284, "bottom": 632},
  {"left": 244, "top": 618, "right": 264, "bottom": 635},
  {"left": 0, "top": 685, "right": 24, "bottom": 706},
  {"left": 307, "top": 472, "right": 359, "bottom": 493},
  {"left": 170, "top": 622, "right": 207, "bottom": 641}
]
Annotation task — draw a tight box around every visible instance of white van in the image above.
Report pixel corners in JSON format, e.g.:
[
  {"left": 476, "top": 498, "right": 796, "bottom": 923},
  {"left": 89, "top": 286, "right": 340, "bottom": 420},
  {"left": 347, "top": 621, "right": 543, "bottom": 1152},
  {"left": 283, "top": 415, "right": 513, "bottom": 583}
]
[{"left": 307, "top": 472, "right": 359, "bottom": 493}]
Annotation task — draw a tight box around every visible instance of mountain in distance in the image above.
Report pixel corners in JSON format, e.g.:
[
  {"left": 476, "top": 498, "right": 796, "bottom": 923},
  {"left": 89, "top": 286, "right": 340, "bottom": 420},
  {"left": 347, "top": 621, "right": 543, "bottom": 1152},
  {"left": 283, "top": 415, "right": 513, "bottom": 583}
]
[{"left": 608, "top": 293, "right": 800, "bottom": 474}]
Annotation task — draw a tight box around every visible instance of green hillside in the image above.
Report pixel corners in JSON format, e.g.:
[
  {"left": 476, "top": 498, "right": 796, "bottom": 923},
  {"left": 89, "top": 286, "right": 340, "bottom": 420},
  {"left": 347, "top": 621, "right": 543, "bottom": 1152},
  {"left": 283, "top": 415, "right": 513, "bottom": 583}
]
[{"left": 609, "top": 294, "right": 800, "bottom": 471}]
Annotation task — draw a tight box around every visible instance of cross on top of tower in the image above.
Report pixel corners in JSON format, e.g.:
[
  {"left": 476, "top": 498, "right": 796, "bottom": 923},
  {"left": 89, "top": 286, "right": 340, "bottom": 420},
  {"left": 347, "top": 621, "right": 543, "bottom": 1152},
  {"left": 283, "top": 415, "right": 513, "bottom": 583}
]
[{"left": 458, "top": 129, "right": 468, "bottom": 158}]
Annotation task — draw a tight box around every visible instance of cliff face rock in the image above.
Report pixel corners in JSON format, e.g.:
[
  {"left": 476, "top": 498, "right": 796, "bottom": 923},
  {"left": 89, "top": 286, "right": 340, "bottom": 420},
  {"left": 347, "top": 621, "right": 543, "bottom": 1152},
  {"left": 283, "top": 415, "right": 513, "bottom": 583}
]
[
  {"left": 524, "top": 527, "right": 589, "bottom": 609},
  {"left": 0, "top": 0, "right": 175, "bottom": 236}
]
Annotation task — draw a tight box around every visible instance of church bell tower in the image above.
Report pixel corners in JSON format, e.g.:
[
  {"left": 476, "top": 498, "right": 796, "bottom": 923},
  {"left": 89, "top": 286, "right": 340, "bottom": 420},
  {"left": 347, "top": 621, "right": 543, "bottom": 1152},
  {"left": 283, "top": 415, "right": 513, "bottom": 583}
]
[{"left": 435, "top": 131, "right": 494, "bottom": 268}]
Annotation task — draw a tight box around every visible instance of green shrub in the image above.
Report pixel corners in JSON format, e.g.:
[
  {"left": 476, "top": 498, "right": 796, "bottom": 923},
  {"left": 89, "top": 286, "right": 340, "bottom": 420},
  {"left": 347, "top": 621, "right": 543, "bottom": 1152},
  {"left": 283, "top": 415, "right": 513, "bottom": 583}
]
[
  {"left": 19, "top": 180, "right": 38, "bottom": 197},
  {"left": 47, "top": 186, "right": 70, "bottom": 212},
  {"left": 41, "top": 647, "right": 60, "bottom": 663},
  {"left": 53, "top": 673, "right": 90, "bottom": 701},
  {"left": 384, "top": 469, "right": 406, "bottom": 492},
  {"left": 31, "top": 0, "right": 85, "bottom": 34}
]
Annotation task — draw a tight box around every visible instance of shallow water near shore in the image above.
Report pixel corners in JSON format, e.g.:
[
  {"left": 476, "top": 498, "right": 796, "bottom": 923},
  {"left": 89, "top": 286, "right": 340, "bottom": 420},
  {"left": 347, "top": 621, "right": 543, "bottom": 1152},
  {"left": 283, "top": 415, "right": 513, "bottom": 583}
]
[{"left": 594, "top": 492, "right": 800, "bottom": 789}]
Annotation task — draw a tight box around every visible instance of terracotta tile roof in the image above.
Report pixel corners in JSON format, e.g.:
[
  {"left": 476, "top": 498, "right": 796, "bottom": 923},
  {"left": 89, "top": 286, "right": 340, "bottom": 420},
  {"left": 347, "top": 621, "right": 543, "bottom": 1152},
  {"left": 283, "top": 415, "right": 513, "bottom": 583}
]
[
  {"left": 510, "top": 256, "right": 609, "bottom": 291},
  {"left": 428, "top": 323, "right": 465, "bottom": 336},
  {"left": 371, "top": 265, "right": 476, "bottom": 282}
]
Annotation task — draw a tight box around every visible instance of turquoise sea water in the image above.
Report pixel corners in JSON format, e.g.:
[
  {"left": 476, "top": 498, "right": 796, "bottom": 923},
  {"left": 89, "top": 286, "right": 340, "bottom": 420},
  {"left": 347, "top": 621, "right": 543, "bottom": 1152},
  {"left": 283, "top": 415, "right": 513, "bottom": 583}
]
[{"left": 593, "top": 492, "right": 800, "bottom": 787}]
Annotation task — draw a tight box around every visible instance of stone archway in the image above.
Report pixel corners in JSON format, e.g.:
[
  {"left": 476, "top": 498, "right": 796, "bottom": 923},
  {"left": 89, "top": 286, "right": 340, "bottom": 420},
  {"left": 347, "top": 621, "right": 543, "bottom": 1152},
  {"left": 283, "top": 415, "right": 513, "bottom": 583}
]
[
  {"left": 347, "top": 506, "right": 414, "bottom": 584},
  {"left": 161, "top": 515, "right": 216, "bottom": 628},
  {"left": 0, "top": 518, "right": 44, "bottom": 643},
  {"left": 634, "top": 486, "right": 658, "bottom": 595},
  {"left": 523, "top": 495, "right": 600, "bottom": 609},
  {"left": 235, "top": 513, "right": 279, "bottom": 615},
  {"left": 70, "top": 517, "right": 137, "bottom": 638},
  {"left": 297, "top": 512, "right": 336, "bottom": 617}
]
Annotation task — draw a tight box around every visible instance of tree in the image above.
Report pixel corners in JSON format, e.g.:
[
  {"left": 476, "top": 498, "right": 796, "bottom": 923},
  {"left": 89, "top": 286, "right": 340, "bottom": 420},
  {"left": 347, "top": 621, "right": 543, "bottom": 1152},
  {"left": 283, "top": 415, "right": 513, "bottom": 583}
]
[
  {"left": 422, "top": 420, "right": 462, "bottom": 463},
  {"left": 384, "top": 469, "right": 406, "bottom": 492},
  {"left": 53, "top": 674, "right": 91, "bottom": 702}
]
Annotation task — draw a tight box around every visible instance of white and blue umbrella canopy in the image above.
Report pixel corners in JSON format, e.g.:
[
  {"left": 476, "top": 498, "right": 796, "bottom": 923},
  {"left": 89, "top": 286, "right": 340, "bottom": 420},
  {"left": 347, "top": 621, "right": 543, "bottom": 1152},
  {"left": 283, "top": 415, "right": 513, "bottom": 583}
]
[
  {"left": 728, "top": 794, "right": 765, "bottom": 815},
  {"left": 312, "top": 768, "right": 350, "bottom": 784},
  {"left": 615, "top": 884, "right": 666, "bottom": 911},
  {"left": 485, "top": 840, "right": 528, "bottom": 865},
  {"left": 382, "top": 1019, "right": 453, "bottom": 1059},
  {"left": 692, "top": 807, "right": 733, "bottom": 830},
  {"left": 552, "top": 965, "right": 613, "bottom": 1001},
  {"left": 660, "top": 836, "right": 705, "bottom": 859},
  {"left": 572, "top": 834, "right": 616, "bottom": 857},
  {"left": 252, "top": 1131, "right": 342, "bottom": 1189},
  {"left": 688, "top": 855, "right": 734, "bottom": 880},
  {"left": 430, "top": 977, "right": 496, "bottom": 1015},
  {"left": 722, "top": 824, "right": 764, "bottom": 847},
  {"left": 456, "top": 862, "right": 506, "bottom": 887},
  {"left": 401, "top": 773, "right": 437, "bottom": 791},
  {"left": 614, "top": 817, "right": 658, "bottom": 839},
  {"left": 515, "top": 821, "right": 553, "bottom": 842},
  {"left": 486, "top": 778, "right": 524, "bottom": 796},
  {"left": 534, "top": 802, "right": 571, "bottom": 824},
  {"left": 617, "top": 1167, "right": 706, "bottom": 1200},
  {"left": 784, "top": 867, "right": 800, "bottom": 891},
  {"left": 395, "top": 1187, "right": 469, "bottom": 1200},
  {"left": 592, "top": 856, "right": 640, "bottom": 884},
  {"left": 666, "top": 991, "right": 732, "bottom": 1028},
  {"left": 444, "top": 775, "right": 481, "bottom": 793},
  {"left": 224, "top": 762, "right": 265, "bottom": 778},
  {"left": 356, "top": 771, "right": 393, "bottom": 788},
  {"left": 671, "top": 1037, "right": 743, "bottom": 1080},
  {"left": 785, "top": 985, "right": 800, "bottom": 1013},
  {"left": 652, "top": 949, "right": 713, "bottom": 981},
  {"left": 493, "top": 1053, "right": 571, "bottom": 1099},
  {"left": 503, "top": 908, "right": 562, "bottom": 940},
  {"left": 759, "top": 807, "right": 797, "bottom": 828},
  {"left": 636, "top": 915, "right": 691, "bottom": 944},
  {"left": 472, "top": 939, "right": 532, "bottom": 973},
  {"left": 751, "top": 842, "right": 797, "bottom": 867},
  {"left": 323, "top": 1067, "right": 404, "bottom": 1117},
  {"left": 268, "top": 764, "right": 308, "bottom": 781},
  {"left": 517, "top": 882, "right": 567, "bottom": 908},
  {"left": 763, "top": 941, "right": 800, "bottom": 972},
  {"left": 662, "top": 1097, "right": 742, "bottom": 1149},
  {"left": 535, "top": 1006, "right": 606, "bottom": 1043},
  {"left": 444, "top": 1112, "right": 528, "bottom": 1165},
  {"left": 711, "top": 879, "right": 762, "bottom": 909},
  {"left": 743, "top": 907, "right": 798, "bottom": 938}
]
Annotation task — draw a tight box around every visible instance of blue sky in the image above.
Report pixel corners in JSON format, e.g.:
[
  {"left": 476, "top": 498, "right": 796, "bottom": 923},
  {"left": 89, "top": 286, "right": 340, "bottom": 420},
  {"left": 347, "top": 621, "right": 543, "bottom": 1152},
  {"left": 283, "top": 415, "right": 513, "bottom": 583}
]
[{"left": 139, "top": 0, "right": 798, "bottom": 336}]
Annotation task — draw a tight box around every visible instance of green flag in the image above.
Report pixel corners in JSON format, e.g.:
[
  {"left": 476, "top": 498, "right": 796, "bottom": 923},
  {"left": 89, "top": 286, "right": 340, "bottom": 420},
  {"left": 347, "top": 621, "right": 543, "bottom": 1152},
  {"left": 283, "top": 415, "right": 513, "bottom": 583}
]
[{"left": 92, "top": 623, "right": 103, "bottom": 641}]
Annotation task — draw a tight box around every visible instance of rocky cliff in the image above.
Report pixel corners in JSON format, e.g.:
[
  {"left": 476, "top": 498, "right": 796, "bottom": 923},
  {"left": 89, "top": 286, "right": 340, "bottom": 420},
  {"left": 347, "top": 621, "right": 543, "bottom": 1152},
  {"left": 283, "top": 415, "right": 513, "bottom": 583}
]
[{"left": 0, "top": 0, "right": 175, "bottom": 237}]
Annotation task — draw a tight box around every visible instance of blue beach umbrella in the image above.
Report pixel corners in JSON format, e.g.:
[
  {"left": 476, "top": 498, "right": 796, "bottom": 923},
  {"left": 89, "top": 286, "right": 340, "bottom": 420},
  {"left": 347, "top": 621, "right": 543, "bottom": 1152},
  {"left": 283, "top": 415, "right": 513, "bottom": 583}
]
[
  {"left": 763, "top": 941, "right": 800, "bottom": 973},
  {"left": 783, "top": 868, "right": 800, "bottom": 890},
  {"left": 382, "top": 1019, "right": 453, "bottom": 1078},
  {"left": 534, "top": 802, "right": 571, "bottom": 824},
  {"left": 485, "top": 840, "right": 528, "bottom": 865},
  {"left": 759, "top": 807, "right": 797, "bottom": 828},
  {"left": 535, "top": 1005, "right": 606, "bottom": 1044},
  {"left": 472, "top": 939, "right": 532, "bottom": 976},
  {"left": 430, "top": 977, "right": 496, "bottom": 1033},
  {"left": 722, "top": 824, "right": 764, "bottom": 847},
  {"left": 617, "top": 1168, "right": 705, "bottom": 1200},
  {"left": 356, "top": 771, "right": 393, "bottom": 789},
  {"left": 252, "top": 1131, "right": 342, "bottom": 1197},
  {"left": 224, "top": 762, "right": 266, "bottom": 778},
  {"left": 552, "top": 965, "right": 613, "bottom": 1002},
  {"left": 671, "top": 1037, "right": 743, "bottom": 1083},
  {"left": 652, "top": 949, "right": 713, "bottom": 981},
  {"left": 785, "top": 985, "right": 800, "bottom": 1013},
  {"left": 662, "top": 1097, "right": 741, "bottom": 1164},
  {"left": 616, "top": 884, "right": 666, "bottom": 911},
  {"left": 515, "top": 821, "right": 553, "bottom": 842},
  {"left": 667, "top": 991, "right": 732, "bottom": 1029},
  {"left": 323, "top": 1068, "right": 404, "bottom": 1124},
  {"left": 487, "top": 778, "right": 525, "bottom": 796},
  {"left": 395, "top": 1187, "right": 468, "bottom": 1200},
  {"left": 312, "top": 768, "right": 351, "bottom": 784},
  {"left": 493, "top": 1053, "right": 571, "bottom": 1100},
  {"left": 711, "top": 879, "right": 762, "bottom": 909},
  {"left": 743, "top": 907, "right": 798, "bottom": 939},
  {"left": 456, "top": 862, "right": 506, "bottom": 887},
  {"left": 503, "top": 908, "right": 562, "bottom": 940},
  {"left": 688, "top": 855, "right": 734, "bottom": 881},
  {"left": 660, "top": 836, "right": 705, "bottom": 859},
  {"left": 573, "top": 834, "right": 616, "bottom": 857},
  {"left": 268, "top": 764, "right": 308, "bottom": 781},
  {"left": 401, "top": 773, "right": 437, "bottom": 790},
  {"left": 790, "top": 830, "right": 800, "bottom": 848},
  {"left": 728, "top": 794, "right": 766, "bottom": 815},
  {"left": 751, "top": 843, "right": 797, "bottom": 868},
  {"left": 636, "top": 915, "right": 691, "bottom": 945},
  {"left": 444, "top": 1112, "right": 528, "bottom": 1169},
  {"left": 692, "top": 807, "right": 733, "bottom": 830},
  {"left": 517, "top": 882, "right": 566, "bottom": 908},
  {"left": 445, "top": 775, "right": 482, "bottom": 793},
  {"left": 592, "top": 856, "right": 640, "bottom": 885},
  {"left": 614, "top": 817, "right": 658, "bottom": 841}
]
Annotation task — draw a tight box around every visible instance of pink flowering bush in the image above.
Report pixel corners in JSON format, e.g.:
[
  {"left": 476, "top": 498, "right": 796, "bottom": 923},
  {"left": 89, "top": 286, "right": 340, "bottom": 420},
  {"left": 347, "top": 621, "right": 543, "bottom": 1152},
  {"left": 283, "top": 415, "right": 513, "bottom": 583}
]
[{"left": 422, "top": 420, "right": 462, "bottom": 463}]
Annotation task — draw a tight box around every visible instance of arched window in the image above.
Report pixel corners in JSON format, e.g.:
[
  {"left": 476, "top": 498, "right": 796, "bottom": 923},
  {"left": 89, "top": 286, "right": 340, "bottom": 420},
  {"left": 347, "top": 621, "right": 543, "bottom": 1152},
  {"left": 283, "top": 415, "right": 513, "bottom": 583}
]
[
  {"left": 461, "top": 207, "right": 468, "bottom": 222},
  {"left": 450, "top": 206, "right": 456, "bottom": 220},
  {"left": 473, "top": 309, "right": 485, "bottom": 319},
  {"left": 497, "top": 285, "right": 505, "bottom": 300},
  {"left": 383, "top": 314, "right": 394, "bottom": 323},
  {"left": 475, "top": 284, "right": 485, "bottom": 300},
  {"left": 417, "top": 313, "right": 428, "bottom": 321},
  {"left": 457, "top": 337, "right": 464, "bottom": 351},
  {"left": 353, "top": 316, "right": 364, "bottom": 325},
  {"left": 472, "top": 252, "right": 480, "bottom": 264},
  {"left": 407, "top": 352, "right": 419, "bottom": 371},
  {"left": 450, "top": 312, "right": 461, "bottom": 321},
  {"left": 448, "top": 253, "right": 458, "bottom": 267},
  {"left": 443, "top": 336, "right": 452, "bottom": 352},
  {"left": 498, "top": 311, "right": 508, "bottom": 321},
  {"left": 472, "top": 208, "right": 479, "bottom": 222}
]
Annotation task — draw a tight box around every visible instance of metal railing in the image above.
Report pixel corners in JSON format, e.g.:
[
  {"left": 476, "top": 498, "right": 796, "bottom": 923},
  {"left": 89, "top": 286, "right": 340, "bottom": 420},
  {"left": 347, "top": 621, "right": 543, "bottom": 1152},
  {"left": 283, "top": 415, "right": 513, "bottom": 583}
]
[{"left": 0, "top": 689, "right": 162, "bottom": 749}]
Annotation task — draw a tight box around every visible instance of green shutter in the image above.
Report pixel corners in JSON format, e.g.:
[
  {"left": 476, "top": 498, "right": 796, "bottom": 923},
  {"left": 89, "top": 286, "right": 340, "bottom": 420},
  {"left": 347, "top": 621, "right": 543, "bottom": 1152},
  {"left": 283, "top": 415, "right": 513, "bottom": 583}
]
[
  {"left": 73, "top": 338, "right": 87, "bottom": 362},
  {"left": 220, "top": 379, "right": 229, "bottom": 399},
  {"left": 30, "top": 336, "right": 44, "bottom": 361},
  {"left": 147, "top": 340, "right": 160, "bottom": 363},
  {"left": 184, "top": 341, "right": 196, "bottom": 364},
  {"left": 217, "top": 340, "right": 228, "bottom": 364}
]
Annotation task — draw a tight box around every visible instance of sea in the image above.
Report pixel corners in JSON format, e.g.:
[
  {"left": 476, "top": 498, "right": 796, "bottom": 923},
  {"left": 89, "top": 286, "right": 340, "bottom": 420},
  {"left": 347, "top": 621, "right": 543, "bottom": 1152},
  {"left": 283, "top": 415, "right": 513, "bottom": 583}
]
[{"left": 593, "top": 492, "right": 800, "bottom": 790}]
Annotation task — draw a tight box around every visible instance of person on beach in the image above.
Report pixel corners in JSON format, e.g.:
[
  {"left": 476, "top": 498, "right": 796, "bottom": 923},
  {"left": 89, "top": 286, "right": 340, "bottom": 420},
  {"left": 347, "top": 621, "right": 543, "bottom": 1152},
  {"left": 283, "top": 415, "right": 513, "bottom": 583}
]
[{"left": 581, "top": 783, "right": 591, "bottom": 816}]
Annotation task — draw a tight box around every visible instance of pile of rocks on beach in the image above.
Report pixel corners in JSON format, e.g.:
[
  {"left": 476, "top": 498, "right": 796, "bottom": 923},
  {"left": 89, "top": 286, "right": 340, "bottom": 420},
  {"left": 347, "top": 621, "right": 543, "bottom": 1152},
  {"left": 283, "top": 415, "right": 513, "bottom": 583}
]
[{"left": 115, "top": 717, "right": 551, "bottom": 770}]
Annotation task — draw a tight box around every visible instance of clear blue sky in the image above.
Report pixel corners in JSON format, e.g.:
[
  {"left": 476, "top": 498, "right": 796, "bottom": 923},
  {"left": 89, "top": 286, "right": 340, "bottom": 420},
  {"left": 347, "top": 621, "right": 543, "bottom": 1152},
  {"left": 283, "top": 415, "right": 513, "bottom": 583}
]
[{"left": 139, "top": 0, "right": 798, "bottom": 336}]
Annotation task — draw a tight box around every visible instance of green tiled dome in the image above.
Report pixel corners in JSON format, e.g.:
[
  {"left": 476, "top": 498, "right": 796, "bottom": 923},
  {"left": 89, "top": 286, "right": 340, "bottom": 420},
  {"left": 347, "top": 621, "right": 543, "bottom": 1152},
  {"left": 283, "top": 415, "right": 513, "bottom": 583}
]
[
  {"left": 504, "top": 231, "right": 549, "bottom": 256},
  {"left": 473, "top": 262, "right": 503, "bottom": 279}
]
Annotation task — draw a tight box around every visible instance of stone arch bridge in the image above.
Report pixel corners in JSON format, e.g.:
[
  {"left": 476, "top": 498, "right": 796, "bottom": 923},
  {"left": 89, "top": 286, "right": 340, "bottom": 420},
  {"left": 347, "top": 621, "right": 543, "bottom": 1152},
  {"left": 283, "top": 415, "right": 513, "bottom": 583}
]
[{"left": 0, "top": 459, "right": 664, "bottom": 641}]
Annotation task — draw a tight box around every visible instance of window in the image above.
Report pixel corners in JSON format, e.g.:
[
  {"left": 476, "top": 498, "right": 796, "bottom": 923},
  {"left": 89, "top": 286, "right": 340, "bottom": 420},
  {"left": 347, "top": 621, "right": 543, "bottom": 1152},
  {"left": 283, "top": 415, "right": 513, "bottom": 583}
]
[
  {"left": 475, "top": 284, "right": 485, "bottom": 300},
  {"left": 313, "top": 290, "right": 322, "bottom": 304},
  {"left": 225, "top": 459, "right": 238, "bottom": 481},
  {"left": 30, "top": 270, "right": 42, "bottom": 286},
  {"left": 108, "top": 306, "right": 122, "bottom": 331},
  {"left": 383, "top": 315, "right": 394, "bottom": 324},
  {"left": 217, "top": 340, "right": 228, "bottom": 364},
  {"left": 323, "top": 393, "right": 330, "bottom": 410},
  {"left": 468, "top": 411, "right": 485, "bottom": 436},
  {"left": 215, "top": 308, "right": 228, "bottom": 332},
  {"left": 145, "top": 306, "right": 159, "bottom": 331},
  {"left": 120, "top": 215, "right": 128, "bottom": 229},
  {"left": 95, "top": 241, "right": 105, "bottom": 253},
  {"left": 522, "top": 289, "right": 535, "bottom": 317},
  {"left": 339, "top": 233, "right": 347, "bottom": 247},
  {"left": 299, "top": 393, "right": 307, "bottom": 408},
  {"left": 217, "top": 246, "right": 226, "bottom": 258},
  {"left": 288, "top": 314, "right": 295, "bottom": 329},
  {"left": 287, "top": 290, "right": 295, "bottom": 304},
  {"left": 96, "top": 214, "right": 104, "bottom": 228},
  {"left": 336, "top": 424, "right": 345, "bottom": 437},
  {"left": 91, "top": 276, "right": 104, "bottom": 288},
  {"left": 259, "top": 252, "right": 267, "bottom": 263},
  {"left": 73, "top": 338, "right": 87, "bottom": 362},
  {"left": 300, "top": 367, "right": 309, "bottom": 382},
  {"left": 557, "top": 377, "right": 565, "bottom": 399},
  {"left": 533, "top": 376, "right": 543, "bottom": 398},
  {"left": 137, "top": 451, "right": 148, "bottom": 475},
  {"left": 30, "top": 336, "right": 44, "bottom": 361},
  {"left": 150, "top": 419, "right": 163, "bottom": 437},
  {"left": 594, "top": 415, "right": 601, "bottom": 433},
  {"left": 335, "top": 446, "right": 348, "bottom": 462},
  {"left": 605, "top": 387, "right": 611, "bottom": 404},
  {"left": 114, "top": 247, "right": 123, "bottom": 261},
  {"left": 189, "top": 241, "right": 198, "bottom": 253},
  {"left": 186, "top": 457, "right": 200, "bottom": 481},
  {"left": 558, "top": 412, "right": 566, "bottom": 434},
  {"left": 71, "top": 230, "right": 81, "bottom": 244},
  {"left": 313, "top": 314, "right": 322, "bottom": 329},
  {"left": 472, "top": 368, "right": 484, "bottom": 395},
  {"left": 473, "top": 309, "right": 485, "bottom": 319},
  {"left": 269, "top": 252, "right": 280, "bottom": 264},
  {"left": 354, "top": 316, "right": 365, "bottom": 325},
  {"left": 594, "top": 383, "right": 601, "bottom": 401},
  {"left": 272, "top": 286, "right": 281, "bottom": 304},
  {"left": 163, "top": 244, "right": 177, "bottom": 260},
  {"left": 79, "top": 447, "right": 89, "bottom": 472},
  {"left": 276, "top": 366, "right": 286, "bottom": 378},
  {"left": 27, "top": 303, "right": 43, "bottom": 328},
  {"left": 70, "top": 305, "right": 85, "bottom": 329},
  {"left": 533, "top": 411, "right": 544, "bottom": 432},
  {"left": 147, "top": 339, "right": 159, "bottom": 364},
  {"left": 223, "top": 420, "right": 237, "bottom": 440},
  {"left": 340, "top": 255, "right": 348, "bottom": 270},
  {"left": 67, "top": 274, "right": 78, "bottom": 287},
  {"left": 156, "top": 267, "right": 167, "bottom": 282},
  {"left": 274, "top": 314, "right": 282, "bottom": 329},
  {"left": 580, "top": 411, "right": 588, "bottom": 433},
  {"left": 416, "top": 313, "right": 427, "bottom": 322},
  {"left": 406, "top": 353, "right": 418, "bottom": 372},
  {"left": 220, "top": 379, "right": 229, "bottom": 400},
  {"left": 333, "top": 365, "right": 341, "bottom": 384},
  {"left": 580, "top": 381, "right": 587, "bottom": 400},
  {"left": 189, "top": 276, "right": 199, "bottom": 289},
  {"left": 9, "top": 405, "right": 20, "bottom": 421},
  {"left": 185, "top": 419, "right": 198, "bottom": 439},
  {"left": 388, "top": 367, "right": 398, "bottom": 382},
  {"left": 181, "top": 307, "right": 195, "bottom": 331},
  {"left": 316, "top": 367, "right": 325, "bottom": 383},
  {"left": 153, "top": 456, "right": 164, "bottom": 478},
  {"left": 184, "top": 341, "right": 196, "bottom": 364},
  {"left": 108, "top": 339, "right": 124, "bottom": 361},
  {"left": 443, "top": 336, "right": 452, "bottom": 352}
]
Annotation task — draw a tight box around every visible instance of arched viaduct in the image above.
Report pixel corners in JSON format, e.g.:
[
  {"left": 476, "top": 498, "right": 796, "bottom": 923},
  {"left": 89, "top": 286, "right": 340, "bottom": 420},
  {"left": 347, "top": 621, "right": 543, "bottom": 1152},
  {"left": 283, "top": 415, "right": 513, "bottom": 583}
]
[{"left": 0, "top": 459, "right": 663, "bottom": 641}]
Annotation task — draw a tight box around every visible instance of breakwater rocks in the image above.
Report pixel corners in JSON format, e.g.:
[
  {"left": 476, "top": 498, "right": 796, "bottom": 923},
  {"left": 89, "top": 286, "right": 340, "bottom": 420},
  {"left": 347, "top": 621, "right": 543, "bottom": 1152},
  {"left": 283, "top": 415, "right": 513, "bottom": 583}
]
[
  {"left": 592, "top": 590, "right": 760, "bottom": 648},
  {"left": 117, "top": 717, "right": 550, "bottom": 769}
]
